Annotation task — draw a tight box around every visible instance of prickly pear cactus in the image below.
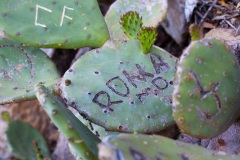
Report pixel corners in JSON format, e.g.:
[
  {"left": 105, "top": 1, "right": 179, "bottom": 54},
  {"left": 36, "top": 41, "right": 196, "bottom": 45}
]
[
  {"left": 76, "top": 114, "right": 118, "bottom": 140},
  {"left": 105, "top": 0, "right": 167, "bottom": 40},
  {"left": 98, "top": 134, "right": 240, "bottom": 160},
  {"left": 137, "top": 27, "right": 158, "bottom": 54},
  {"left": 173, "top": 38, "right": 240, "bottom": 138},
  {"left": 36, "top": 85, "right": 101, "bottom": 160},
  {"left": 6, "top": 120, "right": 50, "bottom": 160},
  {"left": 60, "top": 39, "right": 177, "bottom": 133},
  {"left": 0, "top": 38, "right": 59, "bottom": 104},
  {"left": 119, "top": 11, "right": 143, "bottom": 40},
  {"left": 0, "top": 0, "right": 109, "bottom": 48}
]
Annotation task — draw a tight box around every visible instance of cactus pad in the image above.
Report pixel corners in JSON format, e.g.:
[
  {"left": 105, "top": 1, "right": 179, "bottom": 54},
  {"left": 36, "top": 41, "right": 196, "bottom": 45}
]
[
  {"left": 76, "top": 114, "right": 118, "bottom": 140},
  {"left": 6, "top": 120, "right": 50, "bottom": 160},
  {"left": 173, "top": 38, "right": 240, "bottom": 138},
  {"left": 99, "top": 134, "right": 240, "bottom": 160},
  {"left": 0, "top": 0, "right": 109, "bottom": 48},
  {"left": 137, "top": 27, "right": 158, "bottom": 54},
  {"left": 105, "top": 0, "right": 167, "bottom": 40},
  {"left": 119, "top": 11, "right": 143, "bottom": 40},
  {"left": 60, "top": 39, "right": 177, "bottom": 133},
  {"left": 36, "top": 85, "right": 100, "bottom": 160},
  {"left": 0, "top": 38, "right": 59, "bottom": 104}
]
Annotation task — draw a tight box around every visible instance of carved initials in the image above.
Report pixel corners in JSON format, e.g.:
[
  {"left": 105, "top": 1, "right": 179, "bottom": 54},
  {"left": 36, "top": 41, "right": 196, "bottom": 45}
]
[
  {"left": 35, "top": 5, "right": 74, "bottom": 28},
  {"left": 189, "top": 70, "right": 221, "bottom": 121},
  {"left": 136, "top": 77, "right": 169, "bottom": 103},
  {"left": 60, "top": 6, "right": 74, "bottom": 26},
  {"left": 150, "top": 53, "right": 170, "bottom": 74},
  {"left": 136, "top": 88, "right": 152, "bottom": 103},
  {"left": 106, "top": 76, "right": 130, "bottom": 97},
  {"left": 92, "top": 91, "right": 123, "bottom": 113},
  {"left": 151, "top": 77, "right": 168, "bottom": 90},
  {"left": 122, "top": 64, "right": 154, "bottom": 88},
  {"left": 35, "top": 4, "right": 52, "bottom": 28}
]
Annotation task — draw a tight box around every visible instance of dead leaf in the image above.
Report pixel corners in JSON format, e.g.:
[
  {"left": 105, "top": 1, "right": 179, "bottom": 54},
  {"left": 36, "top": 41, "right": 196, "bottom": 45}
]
[{"left": 218, "top": 0, "right": 229, "bottom": 7}]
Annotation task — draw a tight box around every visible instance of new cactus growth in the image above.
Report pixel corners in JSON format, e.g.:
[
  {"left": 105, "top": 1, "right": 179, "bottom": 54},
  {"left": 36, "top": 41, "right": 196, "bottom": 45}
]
[
  {"left": 99, "top": 134, "right": 240, "bottom": 160},
  {"left": 119, "top": 11, "right": 143, "bottom": 40},
  {"left": 6, "top": 120, "right": 50, "bottom": 160},
  {"left": 137, "top": 27, "right": 158, "bottom": 54},
  {"left": 35, "top": 85, "right": 101, "bottom": 160},
  {"left": 0, "top": 38, "right": 59, "bottom": 104},
  {"left": 173, "top": 38, "right": 240, "bottom": 138},
  {"left": 60, "top": 39, "right": 177, "bottom": 133},
  {"left": 105, "top": 0, "right": 167, "bottom": 40},
  {"left": 0, "top": 0, "right": 109, "bottom": 48}
]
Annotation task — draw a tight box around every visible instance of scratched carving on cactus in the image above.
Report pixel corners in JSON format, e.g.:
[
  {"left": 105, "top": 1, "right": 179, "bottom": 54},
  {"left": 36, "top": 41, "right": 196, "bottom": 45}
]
[
  {"left": 7, "top": 0, "right": 25, "bottom": 10},
  {"left": 35, "top": 5, "right": 74, "bottom": 28},
  {"left": 0, "top": 45, "right": 35, "bottom": 80},
  {"left": 188, "top": 69, "right": 222, "bottom": 122},
  {"left": 92, "top": 53, "right": 171, "bottom": 113}
]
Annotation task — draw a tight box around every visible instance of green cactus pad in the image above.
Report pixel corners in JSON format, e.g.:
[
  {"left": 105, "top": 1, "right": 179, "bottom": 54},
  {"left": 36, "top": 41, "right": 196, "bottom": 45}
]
[
  {"left": 98, "top": 134, "right": 240, "bottom": 160},
  {"left": 137, "top": 27, "right": 158, "bottom": 54},
  {"left": 76, "top": 114, "right": 118, "bottom": 140},
  {"left": 105, "top": 0, "right": 167, "bottom": 40},
  {"left": 6, "top": 120, "right": 50, "bottom": 160},
  {"left": 0, "top": 38, "right": 59, "bottom": 104},
  {"left": 0, "top": 0, "right": 109, "bottom": 48},
  {"left": 60, "top": 39, "right": 177, "bottom": 133},
  {"left": 173, "top": 38, "right": 240, "bottom": 138},
  {"left": 119, "top": 11, "right": 143, "bottom": 40},
  {"left": 36, "top": 85, "right": 101, "bottom": 160}
]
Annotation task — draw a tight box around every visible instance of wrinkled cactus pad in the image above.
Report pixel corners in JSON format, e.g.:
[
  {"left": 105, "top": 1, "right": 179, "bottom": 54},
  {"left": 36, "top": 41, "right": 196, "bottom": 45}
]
[
  {"left": 0, "top": 0, "right": 109, "bottom": 48},
  {"left": 173, "top": 38, "right": 240, "bottom": 138},
  {"left": 137, "top": 27, "right": 158, "bottom": 54},
  {"left": 36, "top": 85, "right": 100, "bottom": 160},
  {"left": 60, "top": 39, "right": 177, "bottom": 133},
  {"left": 119, "top": 11, "right": 143, "bottom": 40},
  {"left": 105, "top": 0, "right": 167, "bottom": 40},
  {"left": 0, "top": 38, "right": 59, "bottom": 104},
  {"left": 98, "top": 134, "right": 240, "bottom": 160},
  {"left": 6, "top": 120, "right": 50, "bottom": 160}
]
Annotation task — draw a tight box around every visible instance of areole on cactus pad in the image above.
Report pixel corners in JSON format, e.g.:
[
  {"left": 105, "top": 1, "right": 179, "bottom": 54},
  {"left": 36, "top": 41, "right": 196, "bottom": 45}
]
[
  {"left": 60, "top": 39, "right": 177, "bottom": 133},
  {"left": 173, "top": 38, "right": 240, "bottom": 138},
  {"left": 0, "top": 0, "right": 109, "bottom": 48}
]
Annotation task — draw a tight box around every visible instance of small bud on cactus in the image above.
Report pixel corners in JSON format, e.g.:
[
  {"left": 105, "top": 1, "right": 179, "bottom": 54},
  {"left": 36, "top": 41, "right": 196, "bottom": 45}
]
[
  {"left": 120, "top": 11, "right": 143, "bottom": 40},
  {"left": 105, "top": 0, "right": 167, "bottom": 40},
  {"left": 137, "top": 27, "right": 158, "bottom": 54}
]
